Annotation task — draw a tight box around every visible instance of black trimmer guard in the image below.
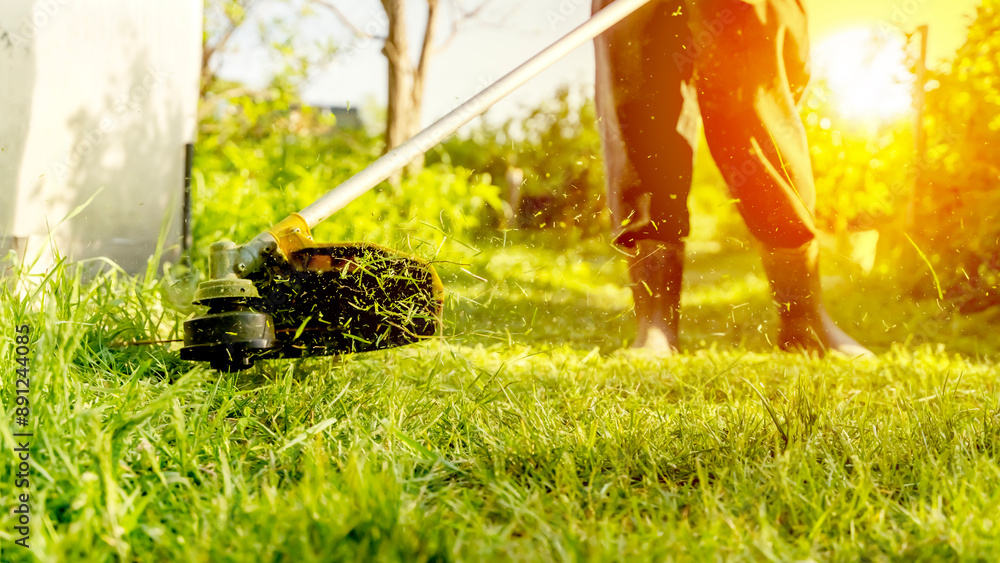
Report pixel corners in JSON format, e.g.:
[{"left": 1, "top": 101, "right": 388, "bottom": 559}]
[{"left": 181, "top": 243, "right": 442, "bottom": 371}]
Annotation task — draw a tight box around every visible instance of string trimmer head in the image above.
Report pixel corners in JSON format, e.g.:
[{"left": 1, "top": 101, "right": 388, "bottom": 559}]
[{"left": 181, "top": 214, "right": 442, "bottom": 371}]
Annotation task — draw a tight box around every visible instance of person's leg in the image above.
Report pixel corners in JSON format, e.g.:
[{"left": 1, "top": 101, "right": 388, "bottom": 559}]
[
  {"left": 593, "top": 0, "right": 699, "bottom": 352},
  {"left": 686, "top": 0, "right": 871, "bottom": 356}
]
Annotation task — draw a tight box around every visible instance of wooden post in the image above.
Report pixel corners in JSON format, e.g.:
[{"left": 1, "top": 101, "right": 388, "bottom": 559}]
[{"left": 908, "top": 24, "right": 928, "bottom": 227}]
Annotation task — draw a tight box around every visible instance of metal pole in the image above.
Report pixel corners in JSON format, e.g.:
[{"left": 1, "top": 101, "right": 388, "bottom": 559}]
[
  {"left": 182, "top": 142, "right": 194, "bottom": 264},
  {"left": 296, "top": 0, "right": 653, "bottom": 229}
]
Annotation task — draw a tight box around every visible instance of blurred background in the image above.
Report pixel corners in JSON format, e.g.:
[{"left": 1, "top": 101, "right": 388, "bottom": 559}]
[
  {"left": 198, "top": 0, "right": 998, "bottom": 312},
  {"left": 3, "top": 0, "right": 999, "bottom": 350}
]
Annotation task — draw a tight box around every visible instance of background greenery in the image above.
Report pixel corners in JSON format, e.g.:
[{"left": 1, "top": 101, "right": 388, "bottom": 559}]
[{"left": 2, "top": 2, "right": 999, "bottom": 561}]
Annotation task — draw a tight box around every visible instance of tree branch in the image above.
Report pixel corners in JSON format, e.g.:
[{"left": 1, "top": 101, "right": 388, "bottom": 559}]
[
  {"left": 413, "top": 0, "right": 440, "bottom": 105},
  {"left": 309, "top": 0, "right": 374, "bottom": 39},
  {"left": 201, "top": 0, "right": 258, "bottom": 96},
  {"left": 436, "top": 0, "right": 494, "bottom": 53}
]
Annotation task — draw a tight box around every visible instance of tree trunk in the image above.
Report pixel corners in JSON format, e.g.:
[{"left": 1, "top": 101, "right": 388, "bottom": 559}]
[
  {"left": 381, "top": 0, "right": 414, "bottom": 153},
  {"left": 380, "top": 0, "right": 439, "bottom": 173}
]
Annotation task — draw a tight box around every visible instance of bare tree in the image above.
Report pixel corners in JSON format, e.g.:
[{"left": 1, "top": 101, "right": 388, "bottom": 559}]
[
  {"left": 381, "top": 0, "right": 437, "bottom": 157},
  {"left": 201, "top": 0, "right": 258, "bottom": 98},
  {"left": 202, "top": 0, "right": 497, "bottom": 167},
  {"left": 315, "top": 0, "right": 494, "bottom": 165}
]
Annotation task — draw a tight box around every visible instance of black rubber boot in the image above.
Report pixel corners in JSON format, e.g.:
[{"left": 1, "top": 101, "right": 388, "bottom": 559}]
[
  {"left": 628, "top": 240, "right": 684, "bottom": 353},
  {"left": 760, "top": 241, "right": 873, "bottom": 358}
]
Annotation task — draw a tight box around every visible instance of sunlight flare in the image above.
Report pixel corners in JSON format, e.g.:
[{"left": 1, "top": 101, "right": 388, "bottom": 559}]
[{"left": 811, "top": 26, "right": 914, "bottom": 122}]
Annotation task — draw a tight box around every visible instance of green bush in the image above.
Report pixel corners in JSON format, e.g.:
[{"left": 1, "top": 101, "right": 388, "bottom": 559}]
[
  {"left": 429, "top": 87, "right": 609, "bottom": 239},
  {"left": 191, "top": 86, "right": 502, "bottom": 268},
  {"left": 913, "top": 0, "right": 1000, "bottom": 308},
  {"left": 802, "top": 101, "right": 914, "bottom": 234}
]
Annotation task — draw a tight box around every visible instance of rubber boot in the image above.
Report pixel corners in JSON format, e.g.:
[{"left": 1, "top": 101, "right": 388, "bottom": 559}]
[
  {"left": 760, "top": 241, "right": 873, "bottom": 358},
  {"left": 628, "top": 240, "right": 684, "bottom": 353}
]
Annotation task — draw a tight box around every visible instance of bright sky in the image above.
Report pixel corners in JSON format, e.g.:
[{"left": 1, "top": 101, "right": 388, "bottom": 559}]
[{"left": 222, "top": 0, "right": 982, "bottom": 127}]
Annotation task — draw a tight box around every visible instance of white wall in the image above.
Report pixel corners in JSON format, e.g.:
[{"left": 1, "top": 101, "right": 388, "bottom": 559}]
[{"left": 1, "top": 0, "right": 202, "bottom": 274}]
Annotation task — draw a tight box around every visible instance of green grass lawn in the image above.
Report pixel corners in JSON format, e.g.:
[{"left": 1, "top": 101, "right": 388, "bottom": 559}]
[{"left": 2, "top": 232, "right": 999, "bottom": 561}]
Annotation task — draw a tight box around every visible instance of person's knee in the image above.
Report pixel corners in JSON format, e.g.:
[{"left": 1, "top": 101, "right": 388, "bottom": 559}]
[{"left": 749, "top": 218, "right": 816, "bottom": 249}]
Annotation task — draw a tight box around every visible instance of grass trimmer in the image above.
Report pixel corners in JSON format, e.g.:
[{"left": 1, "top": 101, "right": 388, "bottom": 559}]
[{"left": 181, "top": 0, "right": 653, "bottom": 371}]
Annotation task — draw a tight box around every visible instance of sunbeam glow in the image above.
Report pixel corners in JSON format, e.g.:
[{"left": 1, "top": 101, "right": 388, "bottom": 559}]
[{"left": 811, "top": 26, "right": 914, "bottom": 122}]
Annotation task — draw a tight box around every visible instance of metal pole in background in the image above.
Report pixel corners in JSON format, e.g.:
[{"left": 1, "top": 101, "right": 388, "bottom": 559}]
[{"left": 182, "top": 142, "right": 194, "bottom": 263}]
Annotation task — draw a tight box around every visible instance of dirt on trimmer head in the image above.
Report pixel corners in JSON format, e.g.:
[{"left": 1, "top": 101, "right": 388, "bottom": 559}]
[{"left": 181, "top": 241, "right": 442, "bottom": 372}]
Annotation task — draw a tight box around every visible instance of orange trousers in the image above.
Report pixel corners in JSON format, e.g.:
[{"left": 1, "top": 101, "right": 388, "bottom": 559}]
[{"left": 593, "top": 0, "right": 816, "bottom": 248}]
